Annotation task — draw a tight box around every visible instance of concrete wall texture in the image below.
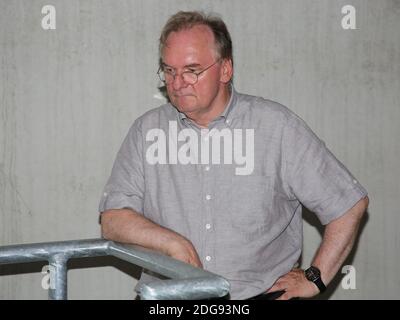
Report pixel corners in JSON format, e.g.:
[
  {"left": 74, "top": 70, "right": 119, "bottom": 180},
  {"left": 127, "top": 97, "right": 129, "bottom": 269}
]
[{"left": 1, "top": 0, "right": 399, "bottom": 299}]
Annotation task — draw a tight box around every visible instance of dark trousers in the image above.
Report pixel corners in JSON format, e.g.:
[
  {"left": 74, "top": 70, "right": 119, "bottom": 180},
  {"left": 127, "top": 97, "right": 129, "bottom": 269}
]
[{"left": 247, "top": 290, "right": 288, "bottom": 300}]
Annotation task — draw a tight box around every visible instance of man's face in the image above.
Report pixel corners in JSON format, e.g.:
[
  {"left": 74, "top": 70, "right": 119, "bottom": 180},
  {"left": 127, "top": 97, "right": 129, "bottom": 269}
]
[{"left": 161, "top": 25, "right": 230, "bottom": 116}]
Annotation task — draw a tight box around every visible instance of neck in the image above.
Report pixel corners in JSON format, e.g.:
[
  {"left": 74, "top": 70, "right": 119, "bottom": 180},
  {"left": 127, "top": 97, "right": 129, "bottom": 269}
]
[{"left": 186, "top": 85, "right": 231, "bottom": 128}]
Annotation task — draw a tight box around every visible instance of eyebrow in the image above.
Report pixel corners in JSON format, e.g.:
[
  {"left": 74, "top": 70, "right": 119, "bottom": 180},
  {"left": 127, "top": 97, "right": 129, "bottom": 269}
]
[{"left": 162, "top": 62, "right": 203, "bottom": 69}]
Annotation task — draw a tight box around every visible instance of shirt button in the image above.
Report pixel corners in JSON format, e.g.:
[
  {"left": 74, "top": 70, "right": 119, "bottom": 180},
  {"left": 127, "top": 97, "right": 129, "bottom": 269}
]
[
  {"left": 353, "top": 179, "right": 358, "bottom": 184},
  {"left": 206, "top": 223, "right": 211, "bottom": 230},
  {"left": 103, "top": 192, "right": 108, "bottom": 197},
  {"left": 205, "top": 256, "right": 211, "bottom": 261},
  {"left": 203, "top": 136, "right": 209, "bottom": 142},
  {"left": 205, "top": 166, "right": 210, "bottom": 171},
  {"left": 206, "top": 194, "right": 212, "bottom": 200},
  {"left": 226, "top": 119, "right": 230, "bottom": 124}
]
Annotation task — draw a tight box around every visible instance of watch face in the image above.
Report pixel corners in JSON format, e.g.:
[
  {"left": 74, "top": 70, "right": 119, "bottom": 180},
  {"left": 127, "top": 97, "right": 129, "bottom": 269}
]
[{"left": 305, "top": 266, "right": 321, "bottom": 282}]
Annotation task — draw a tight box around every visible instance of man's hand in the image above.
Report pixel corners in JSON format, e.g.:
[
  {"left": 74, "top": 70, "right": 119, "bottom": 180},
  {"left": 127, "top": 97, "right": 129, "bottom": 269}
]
[
  {"left": 101, "top": 208, "right": 203, "bottom": 269},
  {"left": 266, "top": 197, "right": 368, "bottom": 300},
  {"left": 166, "top": 238, "right": 203, "bottom": 268},
  {"left": 266, "top": 268, "right": 319, "bottom": 300}
]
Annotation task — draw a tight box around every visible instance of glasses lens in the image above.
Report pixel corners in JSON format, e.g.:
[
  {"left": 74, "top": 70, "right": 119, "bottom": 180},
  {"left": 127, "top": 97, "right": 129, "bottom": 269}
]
[
  {"left": 182, "top": 72, "right": 198, "bottom": 85},
  {"left": 158, "top": 71, "right": 165, "bottom": 82},
  {"left": 158, "top": 71, "right": 172, "bottom": 84},
  {"left": 159, "top": 71, "right": 198, "bottom": 85}
]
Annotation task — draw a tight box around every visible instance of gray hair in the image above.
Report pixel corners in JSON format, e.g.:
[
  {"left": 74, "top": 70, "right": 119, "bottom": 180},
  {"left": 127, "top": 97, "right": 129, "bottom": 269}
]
[{"left": 159, "top": 11, "right": 233, "bottom": 65}]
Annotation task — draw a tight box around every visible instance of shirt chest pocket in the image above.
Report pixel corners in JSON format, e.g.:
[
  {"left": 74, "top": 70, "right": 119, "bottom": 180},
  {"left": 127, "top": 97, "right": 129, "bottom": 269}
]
[{"left": 227, "top": 175, "right": 273, "bottom": 232}]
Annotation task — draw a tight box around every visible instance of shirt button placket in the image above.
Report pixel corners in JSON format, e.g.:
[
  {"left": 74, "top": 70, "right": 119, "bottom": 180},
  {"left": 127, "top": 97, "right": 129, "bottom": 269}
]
[{"left": 203, "top": 157, "right": 214, "bottom": 268}]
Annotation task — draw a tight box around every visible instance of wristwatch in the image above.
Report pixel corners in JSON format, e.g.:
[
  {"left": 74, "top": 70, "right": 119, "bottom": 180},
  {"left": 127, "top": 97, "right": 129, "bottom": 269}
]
[{"left": 305, "top": 266, "right": 326, "bottom": 293}]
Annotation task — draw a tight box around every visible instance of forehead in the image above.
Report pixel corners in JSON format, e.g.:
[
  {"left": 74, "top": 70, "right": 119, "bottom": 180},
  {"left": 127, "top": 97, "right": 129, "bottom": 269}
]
[{"left": 162, "top": 25, "right": 217, "bottom": 66}]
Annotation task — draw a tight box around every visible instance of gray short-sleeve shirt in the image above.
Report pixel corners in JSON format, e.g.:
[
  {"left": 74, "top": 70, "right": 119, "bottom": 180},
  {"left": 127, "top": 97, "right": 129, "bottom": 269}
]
[{"left": 99, "top": 87, "right": 367, "bottom": 299}]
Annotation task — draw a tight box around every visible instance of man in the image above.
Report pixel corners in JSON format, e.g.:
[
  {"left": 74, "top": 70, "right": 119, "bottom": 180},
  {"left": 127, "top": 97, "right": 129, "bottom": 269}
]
[{"left": 99, "top": 11, "right": 369, "bottom": 300}]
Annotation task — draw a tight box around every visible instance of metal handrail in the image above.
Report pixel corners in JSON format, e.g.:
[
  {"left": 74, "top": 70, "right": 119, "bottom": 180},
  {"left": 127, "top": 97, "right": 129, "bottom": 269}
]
[{"left": 0, "top": 239, "right": 230, "bottom": 300}]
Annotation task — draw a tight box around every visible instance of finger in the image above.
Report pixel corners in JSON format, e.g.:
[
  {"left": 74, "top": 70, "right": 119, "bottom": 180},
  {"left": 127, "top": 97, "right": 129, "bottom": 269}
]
[
  {"left": 265, "top": 285, "right": 277, "bottom": 293},
  {"left": 276, "top": 292, "right": 291, "bottom": 300},
  {"left": 190, "top": 259, "right": 201, "bottom": 268},
  {"left": 266, "top": 283, "right": 286, "bottom": 293},
  {"left": 191, "top": 257, "right": 203, "bottom": 268}
]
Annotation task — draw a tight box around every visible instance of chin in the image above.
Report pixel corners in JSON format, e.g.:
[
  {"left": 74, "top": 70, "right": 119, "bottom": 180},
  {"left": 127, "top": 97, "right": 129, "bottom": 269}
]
[
  {"left": 176, "top": 104, "right": 197, "bottom": 114},
  {"left": 172, "top": 99, "right": 197, "bottom": 113}
]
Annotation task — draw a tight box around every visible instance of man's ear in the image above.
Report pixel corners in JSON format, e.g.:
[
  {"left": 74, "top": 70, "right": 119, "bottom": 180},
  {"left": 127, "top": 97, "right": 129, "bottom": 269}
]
[{"left": 220, "top": 58, "right": 233, "bottom": 83}]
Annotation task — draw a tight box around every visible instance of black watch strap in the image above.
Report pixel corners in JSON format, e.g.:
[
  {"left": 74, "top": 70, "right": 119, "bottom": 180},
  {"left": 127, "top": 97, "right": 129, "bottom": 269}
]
[
  {"left": 305, "top": 266, "right": 327, "bottom": 293},
  {"left": 312, "top": 276, "right": 326, "bottom": 293}
]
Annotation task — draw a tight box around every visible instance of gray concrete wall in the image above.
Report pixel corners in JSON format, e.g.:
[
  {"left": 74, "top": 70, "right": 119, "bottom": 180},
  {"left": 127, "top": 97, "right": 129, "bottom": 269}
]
[{"left": 1, "top": 0, "right": 399, "bottom": 299}]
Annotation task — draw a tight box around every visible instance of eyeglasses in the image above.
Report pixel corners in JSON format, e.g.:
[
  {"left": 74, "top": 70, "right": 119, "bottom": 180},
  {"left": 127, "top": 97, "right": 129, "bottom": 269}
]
[{"left": 157, "top": 59, "right": 221, "bottom": 85}]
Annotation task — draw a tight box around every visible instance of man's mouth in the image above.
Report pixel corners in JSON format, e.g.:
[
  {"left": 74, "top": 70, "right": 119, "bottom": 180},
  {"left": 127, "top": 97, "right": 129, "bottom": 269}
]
[{"left": 173, "top": 92, "right": 195, "bottom": 98}]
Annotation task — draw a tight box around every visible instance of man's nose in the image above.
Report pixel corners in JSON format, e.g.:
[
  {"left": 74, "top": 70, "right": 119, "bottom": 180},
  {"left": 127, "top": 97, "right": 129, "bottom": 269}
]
[{"left": 171, "top": 73, "right": 188, "bottom": 90}]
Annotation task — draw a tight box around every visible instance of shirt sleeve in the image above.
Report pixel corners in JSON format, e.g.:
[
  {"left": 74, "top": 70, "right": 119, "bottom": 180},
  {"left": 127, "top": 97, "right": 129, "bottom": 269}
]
[
  {"left": 98, "top": 120, "right": 145, "bottom": 215},
  {"left": 282, "top": 114, "right": 368, "bottom": 225}
]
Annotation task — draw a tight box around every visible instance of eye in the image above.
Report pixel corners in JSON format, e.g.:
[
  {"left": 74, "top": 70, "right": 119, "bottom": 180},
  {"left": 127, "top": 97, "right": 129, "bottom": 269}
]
[
  {"left": 163, "top": 67, "right": 174, "bottom": 74},
  {"left": 183, "top": 68, "right": 197, "bottom": 73}
]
